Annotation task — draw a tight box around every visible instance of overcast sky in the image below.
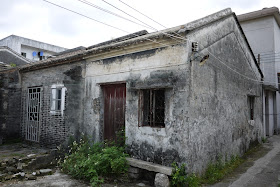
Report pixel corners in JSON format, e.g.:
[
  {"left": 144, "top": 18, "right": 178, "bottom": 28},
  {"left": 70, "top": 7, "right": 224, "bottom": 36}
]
[{"left": 0, "top": 0, "right": 279, "bottom": 49}]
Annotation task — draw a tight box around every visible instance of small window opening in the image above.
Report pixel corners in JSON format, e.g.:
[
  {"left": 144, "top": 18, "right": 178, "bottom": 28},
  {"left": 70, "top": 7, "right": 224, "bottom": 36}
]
[
  {"left": 139, "top": 89, "right": 165, "bottom": 127},
  {"left": 248, "top": 96, "right": 255, "bottom": 120},
  {"left": 21, "top": 52, "right": 26, "bottom": 57}
]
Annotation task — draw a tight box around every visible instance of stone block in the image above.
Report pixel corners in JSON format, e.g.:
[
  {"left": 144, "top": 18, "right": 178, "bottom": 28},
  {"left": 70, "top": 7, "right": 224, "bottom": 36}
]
[
  {"left": 17, "top": 163, "right": 23, "bottom": 170},
  {"left": 128, "top": 166, "right": 140, "bottom": 174},
  {"left": 6, "top": 166, "right": 17, "bottom": 173},
  {"left": 26, "top": 174, "right": 36, "bottom": 180},
  {"left": 154, "top": 173, "right": 170, "bottom": 187},
  {"left": 39, "top": 169, "right": 52, "bottom": 175},
  {"left": 129, "top": 172, "right": 141, "bottom": 179}
]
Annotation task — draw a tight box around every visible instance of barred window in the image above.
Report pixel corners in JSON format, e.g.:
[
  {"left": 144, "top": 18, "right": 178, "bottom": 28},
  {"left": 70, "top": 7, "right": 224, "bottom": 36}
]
[
  {"left": 248, "top": 96, "right": 255, "bottom": 120},
  {"left": 139, "top": 89, "right": 165, "bottom": 127}
]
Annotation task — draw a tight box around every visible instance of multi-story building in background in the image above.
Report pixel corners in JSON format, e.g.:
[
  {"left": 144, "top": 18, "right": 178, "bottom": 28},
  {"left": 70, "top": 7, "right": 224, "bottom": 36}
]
[
  {"left": 238, "top": 7, "right": 280, "bottom": 137},
  {"left": 0, "top": 35, "right": 67, "bottom": 62}
]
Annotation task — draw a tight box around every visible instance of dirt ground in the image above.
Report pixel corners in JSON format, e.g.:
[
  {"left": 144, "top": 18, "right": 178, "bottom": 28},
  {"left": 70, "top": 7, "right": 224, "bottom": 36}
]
[
  {"left": 0, "top": 142, "right": 49, "bottom": 162},
  {"left": 0, "top": 142, "right": 152, "bottom": 187},
  {"left": 0, "top": 169, "right": 152, "bottom": 187},
  {"left": 3, "top": 135, "right": 280, "bottom": 187}
]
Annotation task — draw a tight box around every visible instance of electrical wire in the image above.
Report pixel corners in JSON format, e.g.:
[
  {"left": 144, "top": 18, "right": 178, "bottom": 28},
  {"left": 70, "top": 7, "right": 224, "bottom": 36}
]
[
  {"left": 43, "top": 0, "right": 280, "bottom": 87},
  {"left": 76, "top": 0, "right": 155, "bottom": 31},
  {"left": 119, "top": 0, "right": 167, "bottom": 29},
  {"left": 118, "top": 0, "right": 187, "bottom": 40},
  {"left": 76, "top": 0, "right": 186, "bottom": 44},
  {"left": 42, "top": 0, "right": 186, "bottom": 49}
]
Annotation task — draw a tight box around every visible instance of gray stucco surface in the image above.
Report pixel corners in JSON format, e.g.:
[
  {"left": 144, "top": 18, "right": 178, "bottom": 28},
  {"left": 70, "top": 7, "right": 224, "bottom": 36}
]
[{"left": 0, "top": 68, "right": 21, "bottom": 141}]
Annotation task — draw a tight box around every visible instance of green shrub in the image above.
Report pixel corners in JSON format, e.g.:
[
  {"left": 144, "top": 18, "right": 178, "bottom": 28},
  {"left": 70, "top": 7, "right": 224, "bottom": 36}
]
[
  {"left": 60, "top": 137, "right": 128, "bottom": 186},
  {"left": 10, "top": 63, "right": 16, "bottom": 67},
  {"left": 171, "top": 163, "right": 201, "bottom": 187},
  {"left": 171, "top": 163, "right": 188, "bottom": 187}
]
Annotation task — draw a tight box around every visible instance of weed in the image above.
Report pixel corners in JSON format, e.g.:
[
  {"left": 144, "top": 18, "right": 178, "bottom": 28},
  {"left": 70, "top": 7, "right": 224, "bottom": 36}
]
[
  {"left": 10, "top": 63, "right": 16, "bottom": 67},
  {"left": 60, "top": 136, "right": 128, "bottom": 186},
  {"left": 171, "top": 163, "right": 201, "bottom": 187},
  {"left": 186, "top": 173, "right": 201, "bottom": 187},
  {"left": 0, "top": 153, "right": 25, "bottom": 158},
  {"left": 202, "top": 155, "right": 244, "bottom": 184},
  {"left": 262, "top": 137, "right": 267, "bottom": 143},
  {"left": 171, "top": 163, "right": 188, "bottom": 187}
]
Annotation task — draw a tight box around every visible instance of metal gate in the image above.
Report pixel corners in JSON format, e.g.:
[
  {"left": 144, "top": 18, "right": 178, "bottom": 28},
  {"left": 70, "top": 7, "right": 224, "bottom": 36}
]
[
  {"left": 26, "top": 87, "right": 42, "bottom": 142},
  {"left": 103, "top": 84, "right": 126, "bottom": 141}
]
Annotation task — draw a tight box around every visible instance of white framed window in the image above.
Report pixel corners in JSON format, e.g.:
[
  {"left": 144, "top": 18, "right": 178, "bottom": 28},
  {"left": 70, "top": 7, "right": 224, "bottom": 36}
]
[{"left": 50, "top": 84, "right": 66, "bottom": 115}]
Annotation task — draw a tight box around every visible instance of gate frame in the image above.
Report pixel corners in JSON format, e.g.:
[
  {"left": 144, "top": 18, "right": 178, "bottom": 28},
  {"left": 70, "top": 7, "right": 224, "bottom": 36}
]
[{"left": 26, "top": 86, "right": 42, "bottom": 142}]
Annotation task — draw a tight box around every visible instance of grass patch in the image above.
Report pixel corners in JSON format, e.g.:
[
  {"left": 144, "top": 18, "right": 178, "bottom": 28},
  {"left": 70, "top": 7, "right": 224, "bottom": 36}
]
[
  {"left": 262, "top": 137, "right": 267, "bottom": 143},
  {"left": 59, "top": 136, "right": 128, "bottom": 186},
  {"left": 201, "top": 155, "right": 244, "bottom": 184},
  {"left": 0, "top": 153, "right": 25, "bottom": 158}
]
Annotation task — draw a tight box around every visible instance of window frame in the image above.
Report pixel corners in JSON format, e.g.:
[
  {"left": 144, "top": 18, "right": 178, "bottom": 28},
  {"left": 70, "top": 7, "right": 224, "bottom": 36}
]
[
  {"left": 50, "top": 84, "right": 66, "bottom": 115},
  {"left": 248, "top": 96, "right": 255, "bottom": 120},
  {"left": 138, "top": 89, "right": 165, "bottom": 128},
  {"left": 21, "top": 52, "right": 26, "bottom": 57},
  {"left": 278, "top": 73, "right": 280, "bottom": 93}
]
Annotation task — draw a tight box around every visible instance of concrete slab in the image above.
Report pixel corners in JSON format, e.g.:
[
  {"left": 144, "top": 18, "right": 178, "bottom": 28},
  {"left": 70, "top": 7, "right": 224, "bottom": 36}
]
[{"left": 126, "top": 158, "right": 173, "bottom": 176}]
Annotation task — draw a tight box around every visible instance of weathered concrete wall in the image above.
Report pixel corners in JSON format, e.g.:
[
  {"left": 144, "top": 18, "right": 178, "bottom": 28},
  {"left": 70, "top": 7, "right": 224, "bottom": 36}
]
[
  {"left": 20, "top": 61, "right": 85, "bottom": 147},
  {"left": 0, "top": 48, "right": 29, "bottom": 66},
  {"left": 0, "top": 68, "right": 21, "bottom": 141},
  {"left": 84, "top": 14, "right": 262, "bottom": 173}
]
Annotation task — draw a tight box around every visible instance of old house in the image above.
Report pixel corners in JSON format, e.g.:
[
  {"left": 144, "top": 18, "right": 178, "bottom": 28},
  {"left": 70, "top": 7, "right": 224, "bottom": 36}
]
[
  {"left": 18, "top": 8, "right": 263, "bottom": 173},
  {"left": 238, "top": 7, "right": 280, "bottom": 137}
]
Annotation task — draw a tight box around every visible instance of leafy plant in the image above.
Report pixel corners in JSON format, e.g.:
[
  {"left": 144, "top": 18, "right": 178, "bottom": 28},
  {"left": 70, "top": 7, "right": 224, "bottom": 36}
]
[
  {"left": 262, "top": 137, "right": 267, "bottom": 143},
  {"left": 60, "top": 136, "right": 128, "bottom": 186},
  {"left": 171, "top": 163, "right": 201, "bottom": 187},
  {"left": 171, "top": 163, "right": 188, "bottom": 187},
  {"left": 10, "top": 63, "right": 16, "bottom": 67}
]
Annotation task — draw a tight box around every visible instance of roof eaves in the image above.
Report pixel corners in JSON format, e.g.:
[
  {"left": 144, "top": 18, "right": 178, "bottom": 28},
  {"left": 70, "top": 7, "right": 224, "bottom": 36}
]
[{"left": 238, "top": 7, "right": 280, "bottom": 27}]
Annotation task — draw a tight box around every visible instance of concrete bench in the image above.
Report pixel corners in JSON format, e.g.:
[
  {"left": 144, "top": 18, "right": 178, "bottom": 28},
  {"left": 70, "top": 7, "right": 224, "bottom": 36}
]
[{"left": 126, "top": 157, "right": 173, "bottom": 176}]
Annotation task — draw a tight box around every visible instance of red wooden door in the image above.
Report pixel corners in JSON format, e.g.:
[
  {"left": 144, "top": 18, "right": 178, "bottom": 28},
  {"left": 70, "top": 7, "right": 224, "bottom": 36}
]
[{"left": 103, "top": 84, "right": 126, "bottom": 141}]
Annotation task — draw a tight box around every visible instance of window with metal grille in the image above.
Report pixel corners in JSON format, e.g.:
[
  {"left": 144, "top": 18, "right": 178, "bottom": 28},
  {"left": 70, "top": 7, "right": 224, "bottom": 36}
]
[
  {"left": 248, "top": 96, "right": 255, "bottom": 120},
  {"left": 139, "top": 89, "right": 165, "bottom": 127}
]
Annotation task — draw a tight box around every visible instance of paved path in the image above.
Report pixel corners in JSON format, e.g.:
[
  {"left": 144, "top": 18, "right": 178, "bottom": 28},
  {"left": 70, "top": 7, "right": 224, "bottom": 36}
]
[{"left": 212, "top": 135, "right": 280, "bottom": 187}]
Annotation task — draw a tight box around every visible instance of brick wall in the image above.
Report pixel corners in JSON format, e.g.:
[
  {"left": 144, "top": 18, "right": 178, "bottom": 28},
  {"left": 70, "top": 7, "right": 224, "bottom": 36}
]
[{"left": 20, "top": 61, "right": 85, "bottom": 148}]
